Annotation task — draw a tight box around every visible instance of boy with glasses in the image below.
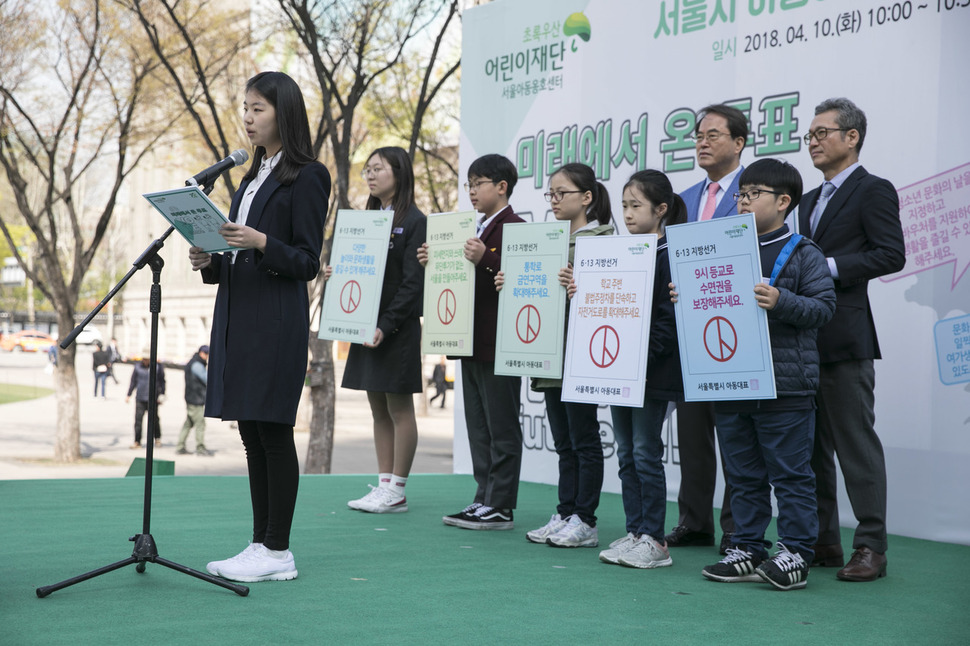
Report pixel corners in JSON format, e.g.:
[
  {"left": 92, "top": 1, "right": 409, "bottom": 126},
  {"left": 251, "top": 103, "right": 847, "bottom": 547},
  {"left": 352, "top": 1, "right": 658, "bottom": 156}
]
[
  {"left": 418, "top": 154, "right": 525, "bottom": 529},
  {"left": 678, "top": 159, "right": 836, "bottom": 590}
]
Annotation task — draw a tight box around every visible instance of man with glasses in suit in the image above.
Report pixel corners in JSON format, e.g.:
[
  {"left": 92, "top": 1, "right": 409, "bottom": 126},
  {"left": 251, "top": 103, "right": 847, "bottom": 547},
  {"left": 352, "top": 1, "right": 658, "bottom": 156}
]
[{"left": 799, "top": 97, "right": 905, "bottom": 582}]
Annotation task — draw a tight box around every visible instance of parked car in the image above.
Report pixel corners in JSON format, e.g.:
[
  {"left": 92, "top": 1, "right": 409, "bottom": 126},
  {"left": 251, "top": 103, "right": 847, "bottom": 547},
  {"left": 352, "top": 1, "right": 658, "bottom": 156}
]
[
  {"left": 0, "top": 330, "right": 56, "bottom": 353},
  {"left": 74, "top": 326, "right": 103, "bottom": 346}
]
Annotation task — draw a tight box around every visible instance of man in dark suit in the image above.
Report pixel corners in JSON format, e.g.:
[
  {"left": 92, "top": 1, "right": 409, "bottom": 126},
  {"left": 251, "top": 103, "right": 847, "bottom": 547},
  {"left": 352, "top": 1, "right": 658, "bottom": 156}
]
[
  {"left": 799, "top": 97, "right": 905, "bottom": 582},
  {"left": 665, "top": 104, "right": 746, "bottom": 553}
]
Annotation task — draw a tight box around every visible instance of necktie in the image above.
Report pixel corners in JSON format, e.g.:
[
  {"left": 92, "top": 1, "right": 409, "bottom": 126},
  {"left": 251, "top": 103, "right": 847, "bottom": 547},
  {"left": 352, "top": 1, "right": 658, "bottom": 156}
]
[
  {"left": 476, "top": 218, "right": 486, "bottom": 238},
  {"left": 810, "top": 181, "right": 836, "bottom": 235},
  {"left": 700, "top": 181, "right": 720, "bottom": 221}
]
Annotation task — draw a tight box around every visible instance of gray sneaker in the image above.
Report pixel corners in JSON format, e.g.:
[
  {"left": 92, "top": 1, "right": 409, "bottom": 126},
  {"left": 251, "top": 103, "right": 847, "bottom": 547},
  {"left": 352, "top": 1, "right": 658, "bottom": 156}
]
[
  {"left": 526, "top": 513, "right": 566, "bottom": 544},
  {"left": 599, "top": 533, "right": 638, "bottom": 564},
  {"left": 617, "top": 535, "right": 673, "bottom": 569},
  {"left": 546, "top": 514, "right": 599, "bottom": 548}
]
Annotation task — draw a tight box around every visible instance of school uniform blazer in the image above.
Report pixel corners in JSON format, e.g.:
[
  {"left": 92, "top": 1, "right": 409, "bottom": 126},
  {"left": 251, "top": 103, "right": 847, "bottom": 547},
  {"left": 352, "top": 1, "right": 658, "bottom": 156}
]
[
  {"left": 797, "top": 165, "right": 905, "bottom": 363},
  {"left": 469, "top": 206, "right": 524, "bottom": 362},
  {"left": 680, "top": 165, "right": 744, "bottom": 222},
  {"left": 201, "top": 162, "right": 331, "bottom": 426},
  {"left": 376, "top": 203, "right": 427, "bottom": 336}
]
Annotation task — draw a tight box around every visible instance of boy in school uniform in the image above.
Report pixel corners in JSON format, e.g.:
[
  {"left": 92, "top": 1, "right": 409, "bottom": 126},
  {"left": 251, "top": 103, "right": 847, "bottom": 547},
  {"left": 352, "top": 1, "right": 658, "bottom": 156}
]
[
  {"left": 418, "top": 154, "right": 525, "bottom": 529},
  {"left": 675, "top": 159, "right": 836, "bottom": 590}
]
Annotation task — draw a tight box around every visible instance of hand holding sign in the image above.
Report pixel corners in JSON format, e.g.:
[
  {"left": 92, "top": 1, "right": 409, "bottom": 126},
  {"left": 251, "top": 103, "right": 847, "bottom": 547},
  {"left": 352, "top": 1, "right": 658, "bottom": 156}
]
[{"left": 753, "top": 282, "right": 780, "bottom": 310}]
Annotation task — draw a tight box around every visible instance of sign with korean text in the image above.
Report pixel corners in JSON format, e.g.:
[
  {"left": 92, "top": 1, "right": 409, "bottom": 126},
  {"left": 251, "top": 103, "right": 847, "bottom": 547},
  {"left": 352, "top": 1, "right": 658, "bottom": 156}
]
[
  {"left": 421, "top": 211, "right": 477, "bottom": 356},
  {"left": 143, "top": 186, "right": 232, "bottom": 252},
  {"left": 457, "top": 0, "right": 970, "bottom": 543},
  {"left": 494, "top": 221, "right": 569, "bottom": 378},
  {"left": 562, "top": 234, "right": 657, "bottom": 406},
  {"left": 318, "top": 210, "right": 392, "bottom": 344},
  {"left": 666, "top": 213, "right": 775, "bottom": 401}
]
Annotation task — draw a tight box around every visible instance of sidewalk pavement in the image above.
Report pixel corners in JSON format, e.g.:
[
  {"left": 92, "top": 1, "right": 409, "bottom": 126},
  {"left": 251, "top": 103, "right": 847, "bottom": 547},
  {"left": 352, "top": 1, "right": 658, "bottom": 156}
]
[{"left": 0, "top": 349, "right": 455, "bottom": 480}]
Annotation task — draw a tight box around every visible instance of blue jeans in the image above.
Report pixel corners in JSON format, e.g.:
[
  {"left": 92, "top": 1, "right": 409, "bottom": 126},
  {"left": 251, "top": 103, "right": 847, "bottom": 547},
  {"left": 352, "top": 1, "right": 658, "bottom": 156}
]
[
  {"left": 94, "top": 371, "right": 108, "bottom": 397},
  {"left": 544, "top": 389, "right": 603, "bottom": 527},
  {"left": 716, "top": 409, "right": 817, "bottom": 560},
  {"left": 611, "top": 398, "right": 669, "bottom": 541}
]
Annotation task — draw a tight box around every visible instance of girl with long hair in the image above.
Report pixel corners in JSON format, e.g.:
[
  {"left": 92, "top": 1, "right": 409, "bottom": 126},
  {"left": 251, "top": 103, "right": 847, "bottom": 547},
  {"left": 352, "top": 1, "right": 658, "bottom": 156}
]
[
  {"left": 189, "top": 71, "right": 330, "bottom": 582},
  {"left": 343, "top": 146, "right": 426, "bottom": 513}
]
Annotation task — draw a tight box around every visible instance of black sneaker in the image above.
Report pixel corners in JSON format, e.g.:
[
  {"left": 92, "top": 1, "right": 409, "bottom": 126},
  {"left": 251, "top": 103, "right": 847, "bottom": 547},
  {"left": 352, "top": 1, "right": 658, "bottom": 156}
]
[
  {"left": 442, "top": 503, "right": 482, "bottom": 527},
  {"left": 719, "top": 532, "right": 734, "bottom": 555},
  {"left": 453, "top": 506, "right": 514, "bottom": 531},
  {"left": 176, "top": 448, "right": 190, "bottom": 455},
  {"left": 702, "top": 547, "right": 763, "bottom": 582},
  {"left": 665, "top": 525, "right": 715, "bottom": 547},
  {"left": 756, "top": 543, "right": 809, "bottom": 591}
]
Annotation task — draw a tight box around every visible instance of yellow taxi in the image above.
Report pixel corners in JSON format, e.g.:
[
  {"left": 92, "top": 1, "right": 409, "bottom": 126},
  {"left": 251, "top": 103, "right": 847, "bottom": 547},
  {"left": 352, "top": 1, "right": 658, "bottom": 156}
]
[{"left": 0, "top": 330, "right": 56, "bottom": 352}]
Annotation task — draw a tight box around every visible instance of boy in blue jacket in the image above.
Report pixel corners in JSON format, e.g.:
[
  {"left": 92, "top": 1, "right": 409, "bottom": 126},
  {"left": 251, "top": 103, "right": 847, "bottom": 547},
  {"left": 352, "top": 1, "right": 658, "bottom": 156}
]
[{"left": 676, "top": 159, "right": 836, "bottom": 590}]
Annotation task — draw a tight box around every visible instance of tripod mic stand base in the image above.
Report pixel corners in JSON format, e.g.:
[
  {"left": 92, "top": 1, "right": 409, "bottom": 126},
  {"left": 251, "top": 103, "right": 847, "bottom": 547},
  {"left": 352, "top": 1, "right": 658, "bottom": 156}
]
[{"left": 36, "top": 533, "right": 249, "bottom": 598}]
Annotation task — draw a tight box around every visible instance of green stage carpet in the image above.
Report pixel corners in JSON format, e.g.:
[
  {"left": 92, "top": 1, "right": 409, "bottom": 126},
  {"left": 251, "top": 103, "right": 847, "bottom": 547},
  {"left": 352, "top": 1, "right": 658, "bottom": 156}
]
[{"left": 2, "top": 475, "right": 967, "bottom": 645}]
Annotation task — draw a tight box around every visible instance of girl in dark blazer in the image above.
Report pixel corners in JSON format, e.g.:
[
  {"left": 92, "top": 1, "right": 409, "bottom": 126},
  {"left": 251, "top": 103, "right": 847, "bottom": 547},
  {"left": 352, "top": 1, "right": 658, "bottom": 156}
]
[
  {"left": 188, "top": 71, "right": 330, "bottom": 583},
  {"left": 342, "top": 146, "right": 426, "bottom": 513}
]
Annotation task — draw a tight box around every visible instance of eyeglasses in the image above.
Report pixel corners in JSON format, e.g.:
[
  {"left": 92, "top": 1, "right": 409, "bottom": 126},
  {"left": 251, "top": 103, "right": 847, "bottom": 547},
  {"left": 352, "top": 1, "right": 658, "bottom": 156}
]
[
  {"left": 733, "top": 189, "right": 782, "bottom": 203},
  {"left": 803, "top": 127, "right": 850, "bottom": 145},
  {"left": 543, "top": 190, "right": 584, "bottom": 202},
  {"left": 360, "top": 166, "right": 387, "bottom": 179},
  {"left": 690, "top": 130, "right": 732, "bottom": 145},
  {"left": 463, "top": 179, "right": 495, "bottom": 193}
]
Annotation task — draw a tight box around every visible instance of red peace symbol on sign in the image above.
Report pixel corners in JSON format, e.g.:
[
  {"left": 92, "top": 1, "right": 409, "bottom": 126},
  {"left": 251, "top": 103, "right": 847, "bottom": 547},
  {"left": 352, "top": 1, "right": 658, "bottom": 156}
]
[
  {"left": 589, "top": 325, "right": 620, "bottom": 368},
  {"left": 340, "top": 280, "right": 362, "bottom": 314},
  {"left": 703, "top": 316, "right": 738, "bottom": 362},
  {"left": 515, "top": 304, "right": 541, "bottom": 344},
  {"left": 437, "top": 289, "right": 456, "bottom": 325}
]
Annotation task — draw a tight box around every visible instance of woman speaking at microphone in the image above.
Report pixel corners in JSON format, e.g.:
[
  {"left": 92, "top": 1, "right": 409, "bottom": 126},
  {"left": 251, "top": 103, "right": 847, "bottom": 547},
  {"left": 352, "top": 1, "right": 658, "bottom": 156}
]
[{"left": 188, "top": 71, "right": 330, "bottom": 583}]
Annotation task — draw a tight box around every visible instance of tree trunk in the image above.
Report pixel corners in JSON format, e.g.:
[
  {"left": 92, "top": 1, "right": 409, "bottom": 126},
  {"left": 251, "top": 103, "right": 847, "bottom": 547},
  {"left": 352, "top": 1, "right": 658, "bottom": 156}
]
[
  {"left": 53, "top": 312, "right": 82, "bottom": 462},
  {"left": 304, "top": 335, "right": 335, "bottom": 473}
]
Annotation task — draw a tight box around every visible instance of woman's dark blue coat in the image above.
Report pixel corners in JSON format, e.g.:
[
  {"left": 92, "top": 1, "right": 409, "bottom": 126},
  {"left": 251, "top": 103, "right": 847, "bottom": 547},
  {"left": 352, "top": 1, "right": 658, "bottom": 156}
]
[{"left": 201, "top": 162, "right": 330, "bottom": 426}]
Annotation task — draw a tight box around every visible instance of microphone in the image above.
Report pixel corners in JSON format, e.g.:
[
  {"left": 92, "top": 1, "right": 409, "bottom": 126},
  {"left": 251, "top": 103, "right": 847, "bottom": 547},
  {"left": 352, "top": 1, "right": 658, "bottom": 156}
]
[{"left": 185, "top": 149, "right": 250, "bottom": 188}]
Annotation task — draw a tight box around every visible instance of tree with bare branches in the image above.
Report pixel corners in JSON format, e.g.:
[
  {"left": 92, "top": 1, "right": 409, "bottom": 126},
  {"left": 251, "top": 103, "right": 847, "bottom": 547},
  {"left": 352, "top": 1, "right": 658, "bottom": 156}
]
[
  {"left": 0, "top": 0, "right": 174, "bottom": 461},
  {"left": 118, "top": 0, "right": 463, "bottom": 473},
  {"left": 119, "top": 0, "right": 252, "bottom": 203},
  {"left": 276, "top": 0, "right": 461, "bottom": 473}
]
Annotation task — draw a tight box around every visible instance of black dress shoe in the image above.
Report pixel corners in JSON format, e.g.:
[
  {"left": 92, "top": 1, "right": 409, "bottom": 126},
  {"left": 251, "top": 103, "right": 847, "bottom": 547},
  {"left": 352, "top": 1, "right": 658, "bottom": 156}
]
[
  {"left": 664, "top": 525, "right": 715, "bottom": 547},
  {"left": 811, "top": 542, "right": 845, "bottom": 567},
  {"left": 837, "top": 546, "right": 887, "bottom": 582}
]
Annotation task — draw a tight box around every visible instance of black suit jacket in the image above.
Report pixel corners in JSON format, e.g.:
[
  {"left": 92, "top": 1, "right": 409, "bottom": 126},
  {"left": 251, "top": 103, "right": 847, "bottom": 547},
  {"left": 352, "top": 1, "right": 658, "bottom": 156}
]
[
  {"left": 376, "top": 203, "right": 427, "bottom": 335},
  {"left": 469, "top": 205, "right": 524, "bottom": 362},
  {"left": 798, "top": 165, "right": 904, "bottom": 363},
  {"left": 201, "top": 162, "right": 331, "bottom": 425}
]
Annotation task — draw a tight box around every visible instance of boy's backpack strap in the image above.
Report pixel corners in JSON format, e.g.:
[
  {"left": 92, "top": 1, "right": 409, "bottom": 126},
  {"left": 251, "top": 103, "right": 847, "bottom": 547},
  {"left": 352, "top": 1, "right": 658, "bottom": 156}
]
[{"left": 768, "top": 234, "right": 803, "bottom": 286}]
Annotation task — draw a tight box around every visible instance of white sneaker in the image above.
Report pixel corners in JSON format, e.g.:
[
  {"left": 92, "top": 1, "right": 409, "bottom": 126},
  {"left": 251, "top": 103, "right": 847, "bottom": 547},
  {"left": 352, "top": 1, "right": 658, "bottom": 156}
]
[
  {"left": 546, "top": 514, "right": 599, "bottom": 548},
  {"left": 526, "top": 513, "right": 566, "bottom": 544},
  {"left": 216, "top": 544, "right": 298, "bottom": 582},
  {"left": 618, "top": 535, "right": 673, "bottom": 569},
  {"left": 599, "top": 533, "right": 638, "bottom": 564},
  {"left": 347, "top": 484, "right": 384, "bottom": 510},
  {"left": 206, "top": 542, "right": 262, "bottom": 576},
  {"left": 356, "top": 485, "right": 408, "bottom": 513}
]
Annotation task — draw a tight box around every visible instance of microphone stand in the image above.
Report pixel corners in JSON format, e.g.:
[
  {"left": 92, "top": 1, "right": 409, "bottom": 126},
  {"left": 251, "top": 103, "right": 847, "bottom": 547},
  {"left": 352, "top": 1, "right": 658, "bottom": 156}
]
[{"left": 37, "top": 183, "right": 248, "bottom": 598}]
